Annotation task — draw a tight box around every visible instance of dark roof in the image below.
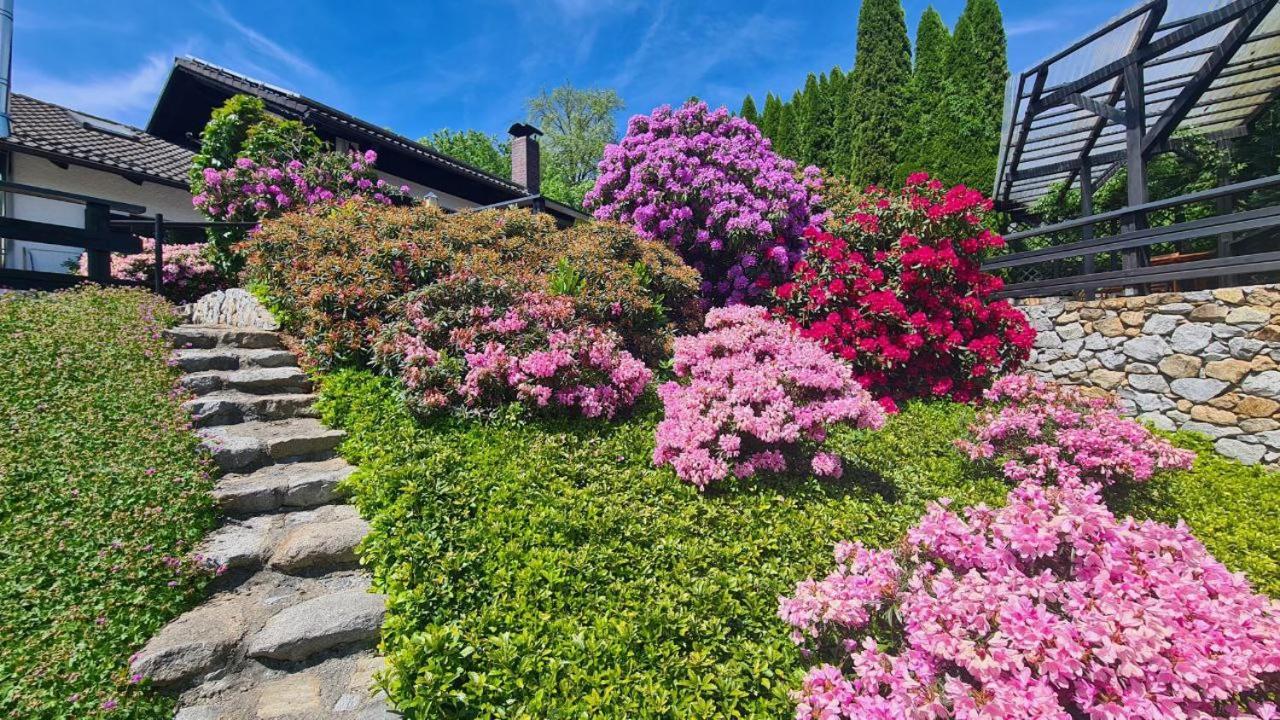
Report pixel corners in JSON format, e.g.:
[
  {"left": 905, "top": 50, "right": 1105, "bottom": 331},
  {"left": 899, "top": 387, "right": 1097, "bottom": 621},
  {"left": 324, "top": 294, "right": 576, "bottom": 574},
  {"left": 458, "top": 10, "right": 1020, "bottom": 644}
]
[
  {"left": 147, "top": 57, "right": 567, "bottom": 213},
  {"left": 1, "top": 94, "right": 194, "bottom": 187}
]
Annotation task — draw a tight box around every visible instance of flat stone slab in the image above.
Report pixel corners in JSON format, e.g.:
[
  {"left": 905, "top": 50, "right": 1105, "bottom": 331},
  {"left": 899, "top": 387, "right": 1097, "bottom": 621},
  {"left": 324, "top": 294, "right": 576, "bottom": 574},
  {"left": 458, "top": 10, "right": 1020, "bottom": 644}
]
[
  {"left": 185, "top": 391, "right": 318, "bottom": 427},
  {"left": 198, "top": 429, "right": 269, "bottom": 473},
  {"left": 256, "top": 674, "right": 325, "bottom": 718},
  {"left": 200, "top": 419, "right": 345, "bottom": 466},
  {"left": 197, "top": 517, "right": 274, "bottom": 572},
  {"left": 215, "top": 458, "right": 353, "bottom": 516},
  {"left": 130, "top": 597, "right": 248, "bottom": 687},
  {"left": 172, "top": 348, "right": 297, "bottom": 373},
  {"left": 181, "top": 367, "right": 312, "bottom": 397},
  {"left": 166, "top": 325, "right": 283, "bottom": 350},
  {"left": 270, "top": 517, "right": 370, "bottom": 573},
  {"left": 247, "top": 590, "right": 386, "bottom": 662}
]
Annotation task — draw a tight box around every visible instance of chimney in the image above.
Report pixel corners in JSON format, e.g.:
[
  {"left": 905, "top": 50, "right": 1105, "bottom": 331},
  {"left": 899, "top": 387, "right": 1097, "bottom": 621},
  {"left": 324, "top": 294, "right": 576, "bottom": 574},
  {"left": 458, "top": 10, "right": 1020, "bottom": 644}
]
[
  {"left": 0, "top": 0, "right": 13, "bottom": 139},
  {"left": 508, "top": 122, "right": 542, "bottom": 195}
]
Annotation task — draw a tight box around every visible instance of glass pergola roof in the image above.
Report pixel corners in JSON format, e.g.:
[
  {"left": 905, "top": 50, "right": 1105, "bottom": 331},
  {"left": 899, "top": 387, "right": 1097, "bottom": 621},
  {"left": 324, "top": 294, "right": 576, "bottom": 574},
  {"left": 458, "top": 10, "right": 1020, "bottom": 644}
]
[{"left": 994, "top": 0, "right": 1280, "bottom": 209}]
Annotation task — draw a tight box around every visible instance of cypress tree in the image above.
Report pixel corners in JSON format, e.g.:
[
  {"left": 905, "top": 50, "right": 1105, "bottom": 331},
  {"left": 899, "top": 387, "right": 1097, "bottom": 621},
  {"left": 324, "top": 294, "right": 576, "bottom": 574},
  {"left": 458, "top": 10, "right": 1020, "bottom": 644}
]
[
  {"left": 776, "top": 96, "right": 800, "bottom": 159},
  {"left": 810, "top": 72, "right": 837, "bottom": 170},
  {"left": 796, "top": 74, "right": 821, "bottom": 165},
  {"left": 828, "top": 67, "right": 853, "bottom": 175},
  {"left": 936, "top": 0, "right": 1009, "bottom": 191},
  {"left": 895, "top": 6, "right": 952, "bottom": 185},
  {"left": 846, "top": 0, "right": 913, "bottom": 187},
  {"left": 739, "top": 94, "right": 759, "bottom": 125},
  {"left": 761, "top": 93, "right": 782, "bottom": 146}
]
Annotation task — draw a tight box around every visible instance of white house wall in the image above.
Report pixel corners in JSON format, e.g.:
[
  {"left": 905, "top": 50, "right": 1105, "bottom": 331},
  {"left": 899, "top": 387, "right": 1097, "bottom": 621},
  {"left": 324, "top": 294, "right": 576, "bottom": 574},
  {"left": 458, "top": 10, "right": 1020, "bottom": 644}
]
[{"left": 5, "top": 152, "right": 201, "bottom": 272}]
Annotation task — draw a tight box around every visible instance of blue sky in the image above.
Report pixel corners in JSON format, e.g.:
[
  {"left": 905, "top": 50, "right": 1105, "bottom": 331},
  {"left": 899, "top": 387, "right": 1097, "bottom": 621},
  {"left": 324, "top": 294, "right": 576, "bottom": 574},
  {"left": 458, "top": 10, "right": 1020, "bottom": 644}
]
[{"left": 15, "top": 0, "right": 1121, "bottom": 142}]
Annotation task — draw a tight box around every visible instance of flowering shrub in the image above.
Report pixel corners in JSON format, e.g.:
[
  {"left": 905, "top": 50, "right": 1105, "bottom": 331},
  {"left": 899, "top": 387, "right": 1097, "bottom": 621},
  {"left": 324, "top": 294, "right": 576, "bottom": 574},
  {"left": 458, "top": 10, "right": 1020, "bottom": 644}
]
[
  {"left": 77, "top": 237, "right": 223, "bottom": 303},
  {"left": 653, "top": 306, "right": 885, "bottom": 489},
  {"left": 959, "top": 374, "right": 1196, "bottom": 489},
  {"left": 375, "top": 274, "right": 650, "bottom": 419},
  {"left": 586, "top": 101, "right": 822, "bottom": 307},
  {"left": 774, "top": 174, "right": 1036, "bottom": 406},
  {"left": 780, "top": 481, "right": 1280, "bottom": 720}
]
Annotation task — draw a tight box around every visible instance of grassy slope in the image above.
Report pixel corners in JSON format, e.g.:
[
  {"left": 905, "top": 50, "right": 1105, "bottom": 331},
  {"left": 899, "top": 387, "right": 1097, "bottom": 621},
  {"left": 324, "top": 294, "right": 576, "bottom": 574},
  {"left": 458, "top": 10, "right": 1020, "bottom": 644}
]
[{"left": 0, "top": 288, "right": 217, "bottom": 719}]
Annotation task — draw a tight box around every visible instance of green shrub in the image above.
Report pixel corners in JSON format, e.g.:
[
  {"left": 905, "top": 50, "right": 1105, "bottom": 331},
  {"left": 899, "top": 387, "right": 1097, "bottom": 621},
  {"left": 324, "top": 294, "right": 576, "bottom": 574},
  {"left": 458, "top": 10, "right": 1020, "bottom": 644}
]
[{"left": 0, "top": 288, "right": 217, "bottom": 719}]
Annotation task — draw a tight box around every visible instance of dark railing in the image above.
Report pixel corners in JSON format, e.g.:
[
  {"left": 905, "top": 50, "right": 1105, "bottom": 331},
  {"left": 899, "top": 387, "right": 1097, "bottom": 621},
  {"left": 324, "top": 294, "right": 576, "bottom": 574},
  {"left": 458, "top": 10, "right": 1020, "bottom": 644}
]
[
  {"left": 110, "top": 215, "right": 256, "bottom": 294},
  {"left": 985, "top": 174, "right": 1280, "bottom": 298}
]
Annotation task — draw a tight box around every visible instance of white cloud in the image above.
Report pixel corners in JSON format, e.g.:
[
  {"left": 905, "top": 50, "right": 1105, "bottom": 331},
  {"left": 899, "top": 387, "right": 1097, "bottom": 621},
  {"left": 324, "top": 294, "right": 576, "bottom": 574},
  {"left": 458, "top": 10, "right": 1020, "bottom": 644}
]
[
  {"left": 206, "top": 1, "right": 326, "bottom": 81},
  {"left": 1006, "top": 17, "right": 1057, "bottom": 37},
  {"left": 14, "top": 54, "right": 171, "bottom": 125},
  {"left": 548, "top": 0, "right": 638, "bottom": 18}
]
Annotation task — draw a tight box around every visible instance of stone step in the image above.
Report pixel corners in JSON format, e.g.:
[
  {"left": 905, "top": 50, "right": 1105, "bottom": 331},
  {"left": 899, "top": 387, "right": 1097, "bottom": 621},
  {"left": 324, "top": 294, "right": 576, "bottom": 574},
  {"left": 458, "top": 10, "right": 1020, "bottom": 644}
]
[
  {"left": 130, "top": 596, "right": 249, "bottom": 688},
  {"left": 184, "top": 391, "right": 318, "bottom": 427},
  {"left": 198, "top": 419, "right": 346, "bottom": 473},
  {"left": 180, "top": 367, "right": 312, "bottom": 397},
  {"left": 247, "top": 589, "right": 386, "bottom": 662},
  {"left": 214, "top": 458, "right": 354, "bottom": 516},
  {"left": 269, "top": 516, "right": 370, "bottom": 573},
  {"left": 166, "top": 324, "right": 284, "bottom": 350},
  {"left": 171, "top": 347, "right": 297, "bottom": 373}
]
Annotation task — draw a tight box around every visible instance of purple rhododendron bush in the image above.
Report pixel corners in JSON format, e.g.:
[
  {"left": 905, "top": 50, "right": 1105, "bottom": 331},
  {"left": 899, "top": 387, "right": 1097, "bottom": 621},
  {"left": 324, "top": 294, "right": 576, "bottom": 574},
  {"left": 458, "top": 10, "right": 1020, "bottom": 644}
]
[
  {"left": 586, "top": 101, "right": 822, "bottom": 307},
  {"left": 653, "top": 305, "right": 886, "bottom": 489},
  {"left": 77, "top": 237, "right": 224, "bottom": 303},
  {"left": 779, "top": 480, "right": 1280, "bottom": 720},
  {"left": 958, "top": 375, "right": 1197, "bottom": 489},
  {"left": 375, "top": 273, "right": 651, "bottom": 419}
]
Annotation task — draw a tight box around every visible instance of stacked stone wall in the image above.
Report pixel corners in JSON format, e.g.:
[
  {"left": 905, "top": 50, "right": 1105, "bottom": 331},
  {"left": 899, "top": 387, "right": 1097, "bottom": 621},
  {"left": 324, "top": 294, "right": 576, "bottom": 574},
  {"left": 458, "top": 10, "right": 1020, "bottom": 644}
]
[{"left": 1020, "top": 285, "right": 1280, "bottom": 465}]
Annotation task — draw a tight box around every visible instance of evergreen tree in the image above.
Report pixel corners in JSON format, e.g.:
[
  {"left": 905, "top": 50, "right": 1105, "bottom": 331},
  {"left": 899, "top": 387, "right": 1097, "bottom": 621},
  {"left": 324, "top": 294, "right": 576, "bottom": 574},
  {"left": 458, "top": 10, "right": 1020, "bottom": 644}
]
[
  {"left": 810, "top": 72, "right": 837, "bottom": 170},
  {"left": 847, "top": 0, "right": 913, "bottom": 186},
  {"left": 739, "top": 94, "right": 759, "bottom": 125},
  {"left": 895, "top": 6, "right": 952, "bottom": 185},
  {"left": 936, "top": 0, "right": 1009, "bottom": 191},
  {"left": 761, "top": 93, "right": 782, "bottom": 145},
  {"left": 776, "top": 96, "right": 800, "bottom": 159},
  {"left": 829, "top": 66, "right": 854, "bottom": 176},
  {"left": 796, "top": 74, "right": 821, "bottom": 165}
]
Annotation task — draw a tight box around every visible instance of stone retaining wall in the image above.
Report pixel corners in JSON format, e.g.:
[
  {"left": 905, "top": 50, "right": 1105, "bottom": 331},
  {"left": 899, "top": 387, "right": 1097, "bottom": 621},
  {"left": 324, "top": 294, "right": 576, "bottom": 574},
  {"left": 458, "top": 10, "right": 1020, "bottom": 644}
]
[{"left": 1019, "top": 285, "right": 1280, "bottom": 466}]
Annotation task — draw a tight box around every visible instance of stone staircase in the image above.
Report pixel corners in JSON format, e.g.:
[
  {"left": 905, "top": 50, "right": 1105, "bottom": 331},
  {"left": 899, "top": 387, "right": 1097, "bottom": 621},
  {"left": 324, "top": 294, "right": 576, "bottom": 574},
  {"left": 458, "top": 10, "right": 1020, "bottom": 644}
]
[{"left": 130, "top": 324, "right": 393, "bottom": 720}]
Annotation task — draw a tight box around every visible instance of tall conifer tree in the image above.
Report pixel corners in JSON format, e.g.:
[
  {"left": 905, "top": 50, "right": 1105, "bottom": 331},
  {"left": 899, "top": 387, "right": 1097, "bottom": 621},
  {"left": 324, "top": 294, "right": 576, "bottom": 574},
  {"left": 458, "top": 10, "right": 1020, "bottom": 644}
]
[
  {"left": 936, "top": 0, "right": 1009, "bottom": 191},
  {"left": 760, "top": 93, "right": 782, "bottom": 143},
  {"left": 846, "top": 0, "right": 913, "bottom": 186},
  {"left": 796, "top": 73, "right": 821, "bottom": 165},
  {"left": 829, "top": 67, "right": 854, "bottom": 175},
  {"left": 895, "top": 6, "right": 952, "bottom": 184},
  {"left": 739, "top": 94, "right": 759, "bottom": 125}
]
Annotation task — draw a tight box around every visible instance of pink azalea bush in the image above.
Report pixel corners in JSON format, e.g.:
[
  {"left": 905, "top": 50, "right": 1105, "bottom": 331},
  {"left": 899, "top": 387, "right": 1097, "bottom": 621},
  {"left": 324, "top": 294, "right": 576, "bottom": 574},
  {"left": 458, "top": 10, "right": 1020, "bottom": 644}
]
[
  {"left": 957, "top": 374, "right": 1196, "bottom": 489},
  {"left": 653, "top": 305, "right": 885, "bottom": 489},
  {"left": 586, "top": 101, "right": 822, "bottom": 307},
  {"left": 375, "top": 274, "right": 651, "bottom": 419},
  {"left": 77, "top": 237, "right": 223, "bottom": 303},
  {"left": 779, "top": 481, "right": 1280, "bottom": 720}
]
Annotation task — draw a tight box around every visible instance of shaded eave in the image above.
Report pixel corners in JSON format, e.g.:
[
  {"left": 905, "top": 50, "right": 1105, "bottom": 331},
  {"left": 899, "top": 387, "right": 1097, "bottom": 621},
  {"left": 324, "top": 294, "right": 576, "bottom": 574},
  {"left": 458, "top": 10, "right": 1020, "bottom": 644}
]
[{"left": 0, "top": 140, "right": 190, "bottom": 190}]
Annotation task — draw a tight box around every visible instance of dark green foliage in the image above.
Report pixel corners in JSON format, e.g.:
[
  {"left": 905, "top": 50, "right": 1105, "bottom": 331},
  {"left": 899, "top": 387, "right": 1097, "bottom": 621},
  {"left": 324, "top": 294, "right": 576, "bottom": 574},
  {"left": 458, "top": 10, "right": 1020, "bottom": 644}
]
[
  {"left": 760, "top": 93, "right": 783, "bottom": 147},
  {"left": 319, "top": 372, "right": 1009, "bottom": 718},
  {"left": 933, "top": 0, "right": 1009, "bottom": 190},
  {"left": 738, "top": 94, "right": 759, "bottom": 124},
  {"left": 420, "top": 128, "right": 510, "bottom": 179},
  {"left": 847, "top": 0, "right": 913, "bottom": 186},
  {"left": 527, "top": 84, "right": 624, "bottom": 208},
  {"left": 0, "top": 288, "right": 217, "bottom": 719},
  {"left": 895, "top": 7, "right": 952, "bottom": 185}
]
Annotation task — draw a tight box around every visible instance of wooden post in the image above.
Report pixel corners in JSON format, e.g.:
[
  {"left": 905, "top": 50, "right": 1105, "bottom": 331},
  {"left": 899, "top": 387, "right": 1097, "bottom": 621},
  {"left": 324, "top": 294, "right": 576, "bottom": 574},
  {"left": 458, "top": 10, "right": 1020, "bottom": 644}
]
[
  {"left": 1122, "top": 64, "right": 1150, "bottom": 292},
  {"left": 1080, "top": 158, "right": 1096, "bottom": 298},
  {"left": 153, "top": 214, "right": 164, "bottom": 294},
  {"left": 84, "top": 201, "right": 110, "bottom": 284}
]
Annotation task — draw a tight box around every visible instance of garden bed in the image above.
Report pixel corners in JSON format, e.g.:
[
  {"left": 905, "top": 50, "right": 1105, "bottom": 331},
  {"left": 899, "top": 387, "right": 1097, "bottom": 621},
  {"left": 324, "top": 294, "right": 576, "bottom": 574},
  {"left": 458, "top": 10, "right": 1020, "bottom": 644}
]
[
  {"left": 0, "top": 288, "right": 216, "bottom": 719},
  {"left": 320, "top": 369, "right": 1279, "bottom": 718}
]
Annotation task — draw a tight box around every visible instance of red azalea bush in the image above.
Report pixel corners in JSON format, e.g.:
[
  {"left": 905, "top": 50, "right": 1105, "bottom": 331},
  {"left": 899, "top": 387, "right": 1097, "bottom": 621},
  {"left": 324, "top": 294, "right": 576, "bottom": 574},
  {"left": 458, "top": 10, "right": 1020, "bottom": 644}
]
[
  {"left": 374, "top": 273, "right": 652, "bottom": 419},
  {"left": 774, "top": 174, "right": 1035, "bottom": 406},
  {"left": 653, "top": 305, "right": 885, "bottom": 489},
  {"left": 77, "top": 237, "right": 224, "bottom": 303},
  {"left": 778, "top": 480, "right": 1280, "bottom": 720},
  {"left": 958, "top": 375, "right": 1196, "bottom": 490}
]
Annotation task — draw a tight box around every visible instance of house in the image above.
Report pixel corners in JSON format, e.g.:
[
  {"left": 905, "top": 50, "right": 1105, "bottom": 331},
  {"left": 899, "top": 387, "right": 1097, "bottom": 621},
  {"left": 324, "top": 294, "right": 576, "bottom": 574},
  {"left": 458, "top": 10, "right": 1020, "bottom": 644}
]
[{"left": 2, "top": 56, "right": 581, "bottom": 273}]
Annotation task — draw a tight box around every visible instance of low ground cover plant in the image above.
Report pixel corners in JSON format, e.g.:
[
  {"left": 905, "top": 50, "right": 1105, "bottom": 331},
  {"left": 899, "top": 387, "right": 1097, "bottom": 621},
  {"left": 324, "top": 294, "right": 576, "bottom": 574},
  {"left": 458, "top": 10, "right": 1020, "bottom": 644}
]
[
  {"left": 587, "top": 101, "right": 822, "bottom": 307},
  {"left": 76, "top": 237, "right": 224, "bottom": 303},
  {"left": 654, "top": 306, "right": 885, "bottom": 489},
  {"left": 774, "top": 174, "right": 1035, "bottom": 406},
  {"left": 0, "top": 288, "right": 216, "bottom": 719}
]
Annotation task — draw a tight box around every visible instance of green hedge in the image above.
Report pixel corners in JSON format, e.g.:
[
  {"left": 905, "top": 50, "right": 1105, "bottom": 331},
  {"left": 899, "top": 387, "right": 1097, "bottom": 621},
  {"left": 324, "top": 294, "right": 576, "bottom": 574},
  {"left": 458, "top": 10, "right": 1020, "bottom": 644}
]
[
  {"left": 0, "top": 288, "right": 216, "bottom": 718},
  {"left": 319, "top": 370, "right": 1280, "bottom": 719}
]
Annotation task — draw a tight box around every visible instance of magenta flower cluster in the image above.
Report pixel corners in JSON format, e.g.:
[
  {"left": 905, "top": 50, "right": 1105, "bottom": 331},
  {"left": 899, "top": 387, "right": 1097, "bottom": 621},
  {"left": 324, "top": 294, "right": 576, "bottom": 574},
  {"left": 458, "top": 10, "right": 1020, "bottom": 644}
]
[
  {"left": 957, "top": 374, "right": 1196, "bottom": 489},
  {"left": 779, "top": 481, "right": 1280, "bottom": 720},
  {"left": 585, "top": 101, "right": 823, "bottom": 307},
  {"left": 77, "top": 237, "right": 222, "bottom": 303},
  {"left": 193, "top": 149, "right": 412, "bottom": 222},
  {"left": 380, "top": 281, "right": 652, "bottom": 420},
  {"left": 653, "top": 305, "right": 885, "bottom": 489}
]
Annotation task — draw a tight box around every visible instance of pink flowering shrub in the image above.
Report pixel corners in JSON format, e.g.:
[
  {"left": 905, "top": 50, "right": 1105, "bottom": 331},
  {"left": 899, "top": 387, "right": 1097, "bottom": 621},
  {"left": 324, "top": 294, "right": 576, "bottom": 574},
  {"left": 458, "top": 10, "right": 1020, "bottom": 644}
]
[
  {"left": 958, "top": 374, "right": 1196, "bottom": 489},
  {"left": 586, "top": 101, "right": 822, "bottom": 307},
  {"left": 653, "top": 305, "right": 885, "bottom": 489},
  {"left": 375, "top": 274, "right": 651, "bottom": 419},
  {"left": 773, "top": 174, "right": 1036, "bottom": 406},
  {"left": 779, "top": 481, "right": 1280, "bottom": 720},
  {"left": 77, "top": 237, "right": 223, "bottom": 303}
]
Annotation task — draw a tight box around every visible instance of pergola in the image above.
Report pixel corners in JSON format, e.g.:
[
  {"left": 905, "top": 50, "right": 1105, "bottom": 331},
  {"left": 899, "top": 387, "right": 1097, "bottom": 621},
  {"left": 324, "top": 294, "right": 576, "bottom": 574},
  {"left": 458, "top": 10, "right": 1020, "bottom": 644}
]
[{"left": 989, "top": 0, "right": 1280, "bottom": 297}]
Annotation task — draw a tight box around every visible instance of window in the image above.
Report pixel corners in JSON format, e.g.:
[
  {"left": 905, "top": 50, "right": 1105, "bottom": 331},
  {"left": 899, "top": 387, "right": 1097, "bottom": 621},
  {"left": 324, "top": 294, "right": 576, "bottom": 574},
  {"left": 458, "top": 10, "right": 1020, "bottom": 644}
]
[{"left": 67, "top": 110, "right": 140, "bottom": 140}]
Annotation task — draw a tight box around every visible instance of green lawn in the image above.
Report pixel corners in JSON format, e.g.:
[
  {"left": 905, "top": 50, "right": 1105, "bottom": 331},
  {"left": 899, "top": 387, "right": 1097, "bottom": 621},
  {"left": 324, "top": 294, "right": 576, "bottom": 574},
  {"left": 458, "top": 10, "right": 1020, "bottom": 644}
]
[
  {"left": 320, "top": 368, "right": 1280, "bottom": 719},
  {"left": 0, "top": 288, "right": 217, "bottom": 719}
]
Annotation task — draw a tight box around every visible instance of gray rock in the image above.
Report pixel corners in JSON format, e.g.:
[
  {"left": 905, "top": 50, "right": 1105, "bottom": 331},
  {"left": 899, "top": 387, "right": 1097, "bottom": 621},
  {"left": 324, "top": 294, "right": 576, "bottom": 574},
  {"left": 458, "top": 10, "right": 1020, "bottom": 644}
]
[
  {"left": 1083, "top": 333, "right": 1109, "bottom": 351},
  {"left": 1215, "top": 438, "right": 1266, "bottom": 465},
  {"left": 247, "top": 590, "right": 386, "bottom": 661},
  {"left": 184, "top": 288, "right": 281, "bottom": 330},
  {"left": 1210, "top": 323, "right": 1247, "bottom": 339},
  {"left": 199, "top": 419, "right": 345, "bottom": 463},
  {"left": 183, "top": 391, "right": 318, "bottom": 428},
  {"left": 196, "top": 429, "right": 268, "bottom": 473},
  {"left": 1170, "top": 323, "right": 1213, "bottom": 354},
  {"left": 1062, "top": 339, "right": 1084, "bottom": 356},
  {"left": 1157, "top": 302, "right": 1194, "bottom": 315},
  {"left": 130, "top": 599, "right": 247, "bottom": 687},
  {"left": 1241, "top": 371, "right": 1280, "bottom": 400},
  {"left": 1169, "top": 378, "right": 1230, "bottom": 403},
  {"left": 1225, "top": 305, "right": 1270, "bottom": 326},
  {"left": 171, "top": 347, "right": 296, "bottom": 373},
  {"left": 1052, "top": 359, "right": 1086, "bottom": 377},
  {"left": 1141, "top": 314, "right": 1179, "bottom": 335},
  {"left": 1181, "top": 421, "right": 1240, "bottom": 439},
  {"left": 1167, "top": 410, "right": 1191, "bottom": 424},
  {"left": 1126, "top": 362, "right": 1158, "bottom": 374},
  {"left": 1034, "top": 333, "right": 1062, "bottom": 349},
  {"left": 164, "top": 325, "right": 283, "bottom": 350},
  {"left": 269, "top": 518, "right": 370, "bottom": 573},
  {"left": 1123, "top": 335, "right": 1172, "bottom": 363},
  {"left": 1098, "top": 350, "right": 1126, "bottom": 370},
  {"left": 174, "top": 708, "right": 223, "bottom": 720},
  {"left": 214, "top": 457, "right": 353, "bottom": 515},
  {"left": 1128, "top": 374, "right": 1169, "bottom": 393},
  {"left": 1182, "top": 290, "right": 1213, "bottom": 302},
  {"left": 196, "top": 517, "right": 272, "bottom": 571},
  {"left": 1058, "top": 323, "right": 1085, "bottom": 341},
  {"left": 1137, "top": 412, "right": 1175, "bottom": 431},
  {"left": 1230, "top": 337, "right": 1265, "bottom": 360},
  {"left": 1123, "top": 390, "right": 1175, "bottom": 413}
]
